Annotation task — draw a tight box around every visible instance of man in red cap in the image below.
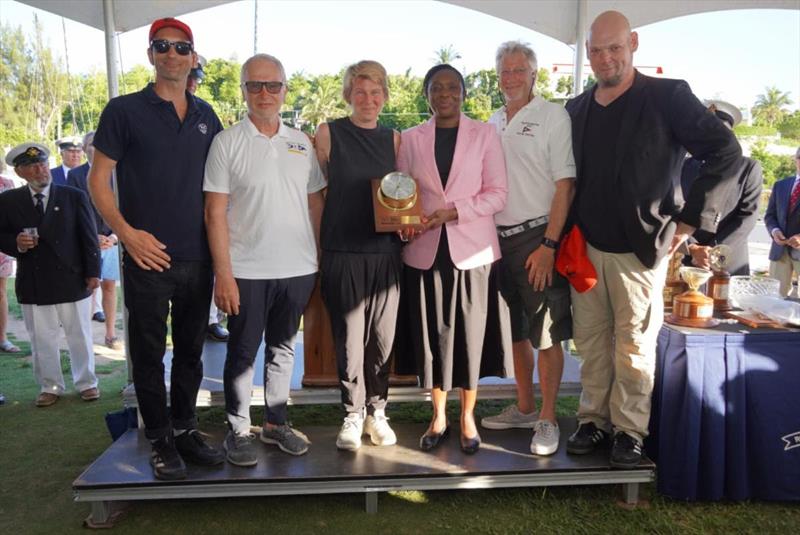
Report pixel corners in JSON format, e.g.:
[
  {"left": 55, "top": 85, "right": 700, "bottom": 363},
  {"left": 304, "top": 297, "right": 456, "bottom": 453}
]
[{"left": 89, "top": 17, "right": 224, "bottom": 480}]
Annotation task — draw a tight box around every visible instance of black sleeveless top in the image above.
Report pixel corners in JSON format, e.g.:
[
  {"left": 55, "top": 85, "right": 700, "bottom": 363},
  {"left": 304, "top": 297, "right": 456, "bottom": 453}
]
[{"left": 321, "top": 117, "right": 400, "bottom": 253}]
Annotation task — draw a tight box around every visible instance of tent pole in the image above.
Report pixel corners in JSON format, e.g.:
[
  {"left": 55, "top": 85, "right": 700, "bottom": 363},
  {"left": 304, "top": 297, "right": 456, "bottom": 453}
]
[
  {"left": 103, "top": 0, "right": 119, "bottom": 98},
  {"left": 573, "top": 0, "right": 587, "bottom": 96}
]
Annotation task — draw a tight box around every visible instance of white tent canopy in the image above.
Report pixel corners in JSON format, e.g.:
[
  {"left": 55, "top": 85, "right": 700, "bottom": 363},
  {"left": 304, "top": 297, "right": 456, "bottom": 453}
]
[{"left": 19, "top": 0, "right": 800, "bottom": 96}]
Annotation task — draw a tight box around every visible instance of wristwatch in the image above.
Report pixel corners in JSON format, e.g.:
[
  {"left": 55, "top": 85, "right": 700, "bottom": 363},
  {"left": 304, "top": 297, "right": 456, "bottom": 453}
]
[{"left": 541, "top": 237, "right": 559, "bottom": 250}]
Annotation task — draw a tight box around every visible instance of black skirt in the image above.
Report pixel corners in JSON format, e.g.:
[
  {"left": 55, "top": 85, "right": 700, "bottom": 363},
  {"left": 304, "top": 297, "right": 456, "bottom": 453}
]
[{"left": 397, "top": 229, "right": 513, "bottom": 390}]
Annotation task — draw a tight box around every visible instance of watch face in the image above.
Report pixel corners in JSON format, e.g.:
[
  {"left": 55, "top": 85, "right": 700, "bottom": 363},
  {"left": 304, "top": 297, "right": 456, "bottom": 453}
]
[{"left": 380, "top": 172, "right": 416, "bottom": 200}]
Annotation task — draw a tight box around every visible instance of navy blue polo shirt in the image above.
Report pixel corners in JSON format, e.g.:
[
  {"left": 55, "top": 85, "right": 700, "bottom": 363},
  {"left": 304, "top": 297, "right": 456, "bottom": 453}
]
[{"left": 93, "top": 83, "right": 222, "bottom": 262}]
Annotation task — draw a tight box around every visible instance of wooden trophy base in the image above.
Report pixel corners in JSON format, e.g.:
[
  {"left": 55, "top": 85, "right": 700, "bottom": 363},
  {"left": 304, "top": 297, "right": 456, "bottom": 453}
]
[
  {"left": 707, "top": 272, "right": 732, "bottom": 312},
  {"left": 666, "top": 291, "right": 719, "bottom": 328},
  {"left": 372, "top": 179, "right": 424, "bottom": 233},
  {"left": 663, "top": 280, "right": 687, "bottom": 311}
]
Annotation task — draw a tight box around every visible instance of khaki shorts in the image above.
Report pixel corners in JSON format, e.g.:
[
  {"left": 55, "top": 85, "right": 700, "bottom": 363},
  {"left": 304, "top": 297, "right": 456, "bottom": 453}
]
[{"left": 498, "top": 223, "right": 572, "bottom": 348}]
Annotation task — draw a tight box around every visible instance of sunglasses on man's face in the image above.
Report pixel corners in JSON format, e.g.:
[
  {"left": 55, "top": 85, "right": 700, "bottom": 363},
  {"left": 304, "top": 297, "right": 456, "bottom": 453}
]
[
  {"left": 243, "top": 81, "right": 284, "bottom": 94},
  {"left": 150, "top": 39, "right": 193, "bottom": 56}
]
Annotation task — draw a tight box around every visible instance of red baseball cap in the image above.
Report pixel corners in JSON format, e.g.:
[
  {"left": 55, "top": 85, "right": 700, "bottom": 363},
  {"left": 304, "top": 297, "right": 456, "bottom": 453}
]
[
  {"left": 149, "top": 17, "right": 194, "bottom": 44},
  {"left": 555, "top": 225, "right": 597, "bottom": 293}
]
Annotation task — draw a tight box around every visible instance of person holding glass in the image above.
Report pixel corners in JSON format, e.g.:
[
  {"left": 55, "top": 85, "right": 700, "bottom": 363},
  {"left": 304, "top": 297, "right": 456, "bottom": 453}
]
[
  {"left": 315, "top": 60, "right": 402, "bottom": 451},
  {"left": 397, "top": 64, "right": 513, "bottom": 454}
]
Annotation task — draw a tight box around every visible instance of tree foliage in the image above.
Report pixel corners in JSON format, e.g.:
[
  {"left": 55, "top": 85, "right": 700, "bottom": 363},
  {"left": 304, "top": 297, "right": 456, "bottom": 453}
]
[
  {"left": 752, "top": 86, "right": 792, "bottom": 128},
  {"left": 750, "top": 140, "right": 796, "bottom": 189}
]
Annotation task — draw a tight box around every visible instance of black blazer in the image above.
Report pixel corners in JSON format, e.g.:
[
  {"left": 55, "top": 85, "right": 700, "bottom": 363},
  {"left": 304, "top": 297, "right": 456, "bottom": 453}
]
[
  {"left": 681, "top": 156, "right": 763, "bottom": 276},
  {"left": 67, "top": 162, "right": 112, "bottom": 236},
  {"left": 0, "top": 185, "right": 100, "bottom": 305},
  {"left": 566, "top": 71, "right": 742, "bottom": 268},
  {"left": 764, "top": 175, "right": 800, "bottom": 261}
]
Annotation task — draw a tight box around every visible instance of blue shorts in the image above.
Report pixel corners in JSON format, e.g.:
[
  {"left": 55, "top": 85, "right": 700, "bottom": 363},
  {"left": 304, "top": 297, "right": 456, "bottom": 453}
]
[{"left": 100, "top": 245, "right": 120, "bottom": 281}]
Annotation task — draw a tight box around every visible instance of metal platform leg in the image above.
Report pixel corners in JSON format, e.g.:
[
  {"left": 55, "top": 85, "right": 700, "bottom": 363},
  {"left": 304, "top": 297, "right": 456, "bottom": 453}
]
[
  {"left": 365, "top": 491, "right": 378, "bottom": 514},
  {"left": 84, "top": 501, "right": 112, "bottom": 528},
  {"left": 621, "top": 482, "right": 639, "bottom": 505}
]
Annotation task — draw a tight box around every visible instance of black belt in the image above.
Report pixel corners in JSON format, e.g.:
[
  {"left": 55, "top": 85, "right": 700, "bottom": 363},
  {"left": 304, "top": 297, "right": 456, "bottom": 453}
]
[{"left": 497, "top": 215, "right": 549, "bottom": 238}]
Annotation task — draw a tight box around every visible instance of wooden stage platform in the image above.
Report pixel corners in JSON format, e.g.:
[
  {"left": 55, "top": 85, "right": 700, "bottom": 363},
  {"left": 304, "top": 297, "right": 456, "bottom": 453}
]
[{"left": 74, "top": 418, "right": 654, "bottom": 526}]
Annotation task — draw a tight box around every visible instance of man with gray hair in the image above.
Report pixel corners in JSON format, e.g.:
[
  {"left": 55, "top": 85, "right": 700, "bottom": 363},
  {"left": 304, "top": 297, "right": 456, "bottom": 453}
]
[
  {"left": 482, "top": 41, "right": 576, "bottom": 457},
  {"left": 204, "top": 53, "right": 326, "bottom": 466}
]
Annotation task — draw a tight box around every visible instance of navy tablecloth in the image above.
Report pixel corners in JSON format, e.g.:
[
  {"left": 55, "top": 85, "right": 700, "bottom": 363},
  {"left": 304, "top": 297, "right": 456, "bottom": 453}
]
[{"left": 648, "top": 323, "right": 800, "bottom": 501}]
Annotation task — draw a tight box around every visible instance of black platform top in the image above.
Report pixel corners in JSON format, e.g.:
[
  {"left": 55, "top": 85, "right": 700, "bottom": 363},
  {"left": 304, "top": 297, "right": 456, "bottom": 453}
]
[{"left": 74, "top": 418, "right": 653, "bottom": 490}]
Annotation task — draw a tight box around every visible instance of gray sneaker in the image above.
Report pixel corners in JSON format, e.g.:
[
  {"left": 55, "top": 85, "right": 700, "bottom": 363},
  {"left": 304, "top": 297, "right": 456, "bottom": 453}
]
[
  {"left": 481, "top": 404, "right": 538, "bottom": 430},
  {"left": 530, "top": 419, "right": 560, "bottom": 456},
  {"left": 223, "top": 431, "right": 258, "bottom": 467},
  {"left": 260, "top": 424, "right": 309, "bottom": 456}
]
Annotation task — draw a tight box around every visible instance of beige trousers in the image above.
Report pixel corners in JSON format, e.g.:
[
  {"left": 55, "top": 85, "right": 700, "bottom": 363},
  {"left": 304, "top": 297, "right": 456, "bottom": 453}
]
[
  {"left": 570, "top": 245, "right": 668, "bottom": 442},
  {"left": 768, "top": 250, "right": 800, "bottom": 298}
]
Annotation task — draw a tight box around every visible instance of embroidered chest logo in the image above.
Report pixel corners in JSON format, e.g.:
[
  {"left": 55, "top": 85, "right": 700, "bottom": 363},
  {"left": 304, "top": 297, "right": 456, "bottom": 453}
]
[
  {"left": 286, "top": 141, "right": 308, "bottom": 155},
  {"left": 517, "top": 121, "right": 539, "bottom": 138},
  {"left": 198, "top": 123, "right": 208, "bottom": 135},
  {"left": 783, "top": 431, "right": 800, "bottom": 451}
]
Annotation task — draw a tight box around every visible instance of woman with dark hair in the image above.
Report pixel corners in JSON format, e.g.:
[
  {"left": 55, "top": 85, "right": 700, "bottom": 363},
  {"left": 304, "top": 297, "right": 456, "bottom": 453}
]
[
  {"left": 397, "top": 64, "right": 512, "bottom": 454},
  {"left": 314, "top": 60, "right": 402, "bottom": 451}
]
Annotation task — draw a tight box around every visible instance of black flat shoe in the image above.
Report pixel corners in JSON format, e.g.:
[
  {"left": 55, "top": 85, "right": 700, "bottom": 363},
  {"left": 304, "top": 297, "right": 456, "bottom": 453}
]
[
  {"left": 419, "top": 424, "right": 450, "bottom": 451},
  {"left": 460, "top": 433, "right": 481, "bottom": 454}
]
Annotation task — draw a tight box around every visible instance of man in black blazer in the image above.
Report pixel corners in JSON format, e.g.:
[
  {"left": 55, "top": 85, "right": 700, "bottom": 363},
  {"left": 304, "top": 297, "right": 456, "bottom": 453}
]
[
  {"left": 680, "top": 101, "right": 763, "bottom": 276},
  {"left": 765, "top": 146, "right": 800, "bottom": 296},
  {"left": 0, "top": 142, "right": 101, "bottom": 407},
  {"left": 67, "top": 131, "right": 122, "bottom": 347},
  {"left": 50, "top": 137, "right": 83, "bottom": 186},
  {"left": 563, "top": 11, "right": 741, "bottom": 468}
]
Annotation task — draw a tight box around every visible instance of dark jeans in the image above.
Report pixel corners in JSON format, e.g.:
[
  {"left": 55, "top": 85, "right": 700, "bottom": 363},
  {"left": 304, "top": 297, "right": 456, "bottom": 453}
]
[
  {"left": 224, "top": 273, "right": 316, "bottom": 434},
  {"left": 123, "top": 258, "right": 212, "bottom": 440}
]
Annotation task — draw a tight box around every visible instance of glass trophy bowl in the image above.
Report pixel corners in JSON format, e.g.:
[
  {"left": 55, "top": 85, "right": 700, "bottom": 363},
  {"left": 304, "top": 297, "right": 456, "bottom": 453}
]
[{"left": 666, "top": 267, "right": 719, "bottom": 328}]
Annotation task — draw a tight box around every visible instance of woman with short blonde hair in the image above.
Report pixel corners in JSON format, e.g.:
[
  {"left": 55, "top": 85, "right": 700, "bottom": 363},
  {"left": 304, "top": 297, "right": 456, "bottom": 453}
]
[{"left": 341, "top": 60, "right": 389, "bottom": 103}]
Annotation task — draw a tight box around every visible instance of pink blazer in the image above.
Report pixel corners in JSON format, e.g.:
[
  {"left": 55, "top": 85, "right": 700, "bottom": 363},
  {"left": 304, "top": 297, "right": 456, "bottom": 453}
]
[{"left": 398, "top": 114, "right": 507, "bottom": 270}]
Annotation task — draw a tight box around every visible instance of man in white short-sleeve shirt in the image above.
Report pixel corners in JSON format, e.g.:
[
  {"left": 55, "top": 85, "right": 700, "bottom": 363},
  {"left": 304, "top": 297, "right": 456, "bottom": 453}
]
[
  {"left": 204, "top": 53, "right": 325, "bottom": 466},
  {"left": 481, "top": 41, "right": 576, "bottom": 458}
]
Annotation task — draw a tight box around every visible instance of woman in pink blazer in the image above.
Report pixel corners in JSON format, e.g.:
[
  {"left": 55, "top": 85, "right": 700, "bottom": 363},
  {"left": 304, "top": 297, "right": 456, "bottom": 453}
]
[{"left": 397, "top": 64, "right": 513, "bottom": 454}]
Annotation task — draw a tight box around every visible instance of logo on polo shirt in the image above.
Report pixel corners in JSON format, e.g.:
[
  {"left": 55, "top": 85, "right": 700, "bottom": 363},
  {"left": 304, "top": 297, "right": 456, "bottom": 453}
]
[
  {"left": 198, "top": 123, "right": 208, "bottom": 135},
  {"left": 286, "top": 141, "right": 308, "bottom": 155},
  {"left": 518, "top": 121, "right": 539, "bottom": 137}
]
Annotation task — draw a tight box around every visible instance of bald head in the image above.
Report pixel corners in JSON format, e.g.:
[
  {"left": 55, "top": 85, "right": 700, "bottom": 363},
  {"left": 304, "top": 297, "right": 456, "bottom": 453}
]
[{"left": 587, "top": 10, "right": 638, "bottom": 89}]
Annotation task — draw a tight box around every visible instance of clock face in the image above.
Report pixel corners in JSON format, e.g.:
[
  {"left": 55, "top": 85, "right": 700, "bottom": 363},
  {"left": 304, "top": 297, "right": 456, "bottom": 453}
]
[{"left": 380, "top": 172, "right": 416, "bottom": 200}]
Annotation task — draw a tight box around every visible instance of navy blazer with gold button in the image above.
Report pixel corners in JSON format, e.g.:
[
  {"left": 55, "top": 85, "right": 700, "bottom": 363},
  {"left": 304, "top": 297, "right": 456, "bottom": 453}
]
[{"left": 0, "top": 184, "right": 100, "bottom": 305}]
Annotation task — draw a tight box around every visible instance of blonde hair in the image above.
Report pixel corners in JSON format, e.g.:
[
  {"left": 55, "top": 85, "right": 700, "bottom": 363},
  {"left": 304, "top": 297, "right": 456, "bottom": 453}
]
[{"left": 342, "top": 60, "right": 389, "bottom": 103}]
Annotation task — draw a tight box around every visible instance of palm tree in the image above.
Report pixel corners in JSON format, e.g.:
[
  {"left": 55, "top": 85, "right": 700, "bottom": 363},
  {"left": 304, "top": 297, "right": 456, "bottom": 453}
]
[
  {"left": 299, "top": 75, "right": 346, "bottom": 127},
  {"left": 752, "top": 86, "right": 792, "bottom": 127},
  {"left": 432, "top": 45, "right": 461, "bottom": 65}
]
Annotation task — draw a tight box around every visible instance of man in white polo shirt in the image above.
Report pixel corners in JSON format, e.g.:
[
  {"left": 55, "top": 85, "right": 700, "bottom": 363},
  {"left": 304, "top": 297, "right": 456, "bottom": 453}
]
[
  {"left": 204, "top": 53, "right": 325, "bottom": 466},
  {"left": 482, "top": 41, "right": 576, "bottom": 457}
]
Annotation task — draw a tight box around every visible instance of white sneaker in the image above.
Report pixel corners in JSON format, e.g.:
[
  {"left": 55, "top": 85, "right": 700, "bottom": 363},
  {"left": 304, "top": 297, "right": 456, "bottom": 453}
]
[
  {"left": 530, "top": 419, "right": 560, "bottom": 456},
  {"left": 481, "top": 404, "right": 538, "bottom": 430},
  {"left": 336, "top": 413, "right": 363, "bottom": 451},
  {"left": 364, "top": 410, "right": 397, "bottom": 446}
]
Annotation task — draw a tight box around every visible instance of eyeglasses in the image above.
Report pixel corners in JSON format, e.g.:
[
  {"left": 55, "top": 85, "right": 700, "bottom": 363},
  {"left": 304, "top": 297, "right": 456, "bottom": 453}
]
[
  {"left": 500, "top": 68, "right": 530, "bottom": 78},
  {"left": 243, "top": 81, "right": 284, "bottom": 94},
  {"left": 150, "top": 39, "right": 193, "bottom": 56}
]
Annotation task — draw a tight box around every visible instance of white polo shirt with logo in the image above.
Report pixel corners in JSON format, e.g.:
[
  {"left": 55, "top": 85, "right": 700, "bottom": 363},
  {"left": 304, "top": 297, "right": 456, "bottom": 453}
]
[
  {"left": 203, "top": 117, "right": 326, "bottom": 280},
  {"left": 489, "top": 97, "right": 576, "bottom": 227}
]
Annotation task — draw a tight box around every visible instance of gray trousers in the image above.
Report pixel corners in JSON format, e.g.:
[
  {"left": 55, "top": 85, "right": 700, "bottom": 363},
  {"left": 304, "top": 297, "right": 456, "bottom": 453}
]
[
  {"left": 321, "top": 252, "right": 401, "bottom": 415},
  {"left": 224, "top": 274, "right": 316, "bottom": 434}
]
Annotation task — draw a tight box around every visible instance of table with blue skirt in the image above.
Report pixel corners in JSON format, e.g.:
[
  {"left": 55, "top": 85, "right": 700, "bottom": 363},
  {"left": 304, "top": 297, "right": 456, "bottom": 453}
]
[{"left": 647, "top": 319, "right": 800, "bottom": 501}]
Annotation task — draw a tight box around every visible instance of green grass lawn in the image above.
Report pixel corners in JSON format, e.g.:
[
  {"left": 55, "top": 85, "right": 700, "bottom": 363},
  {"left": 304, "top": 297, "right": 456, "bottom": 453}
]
[{"left": 1, "top": 286, "right": 798, "bottom": 533}]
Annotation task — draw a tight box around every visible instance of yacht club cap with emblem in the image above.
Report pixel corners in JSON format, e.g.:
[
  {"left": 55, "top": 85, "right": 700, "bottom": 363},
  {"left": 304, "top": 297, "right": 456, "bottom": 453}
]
[
  {"left": 703, "top": 99, "right": 742, "bottom": 128},
  {"left": 5, "top": 142, "right": 50, "bottom": 167},
  {"left": 56, "top": 136, "right": 83, "bottom": 151}
]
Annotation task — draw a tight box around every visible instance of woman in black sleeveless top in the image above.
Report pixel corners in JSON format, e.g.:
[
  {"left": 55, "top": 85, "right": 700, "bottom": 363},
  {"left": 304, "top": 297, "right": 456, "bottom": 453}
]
[{"left": 314, "top": 61, "right": 401, "bottom": 451}]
